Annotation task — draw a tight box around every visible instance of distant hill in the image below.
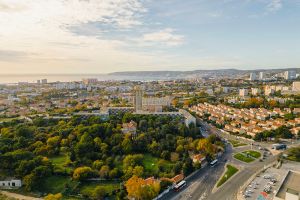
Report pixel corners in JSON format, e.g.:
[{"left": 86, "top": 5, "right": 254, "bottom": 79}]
[{"left": 108, "top": 68, "right": 300, "bottom": 78}]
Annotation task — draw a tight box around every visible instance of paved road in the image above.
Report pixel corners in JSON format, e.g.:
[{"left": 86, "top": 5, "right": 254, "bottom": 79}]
[
  {"left": 208, "top": 155, "right": 278, "bottom": 200},
  {"left": 161, "top": 117, "right": 280, "bottom": 200},
  {"left": 160, "top": 144, "right": 233, "bottom": 200}
]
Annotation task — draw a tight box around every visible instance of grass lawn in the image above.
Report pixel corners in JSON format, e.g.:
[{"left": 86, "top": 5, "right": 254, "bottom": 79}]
[
  {"left": 228, "top": 140, "right": 247, "bottom": 148},
  {"left": 79, "top": 181, "right": 120, "bottom": 196},
  {"left": 142, "top": 154, "right": 159, "bottom": 173},
  {"left": 51, "top": 154, "right": 70, "bottom": 165},
  {"left": 234, "top": 153, "right": 255, "bottom": 163},
  {"left": 217, "top": 165, "right": 239, "bottom": 187},
  {"left": 50, "top": 154, "right": 73, "bottom": 174},
  {"left": 36, "top": 176, "right": 76, "bottom": 194},
  {"left": 243, "top": 150, "right": 261, "bottom": 158},
  {"left": 142, "top": 154, "right": 174, "bottom": 175}
]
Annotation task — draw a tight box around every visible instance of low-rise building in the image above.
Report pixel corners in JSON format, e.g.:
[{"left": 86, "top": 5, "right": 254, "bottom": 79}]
[
  {"left": 0, "top": 179, "right": 22, "bottom": 189},
  {"left": 121, "top": 120, "right": 137, "bottom": 135},
  {"left": 239, "top": 89, "right": 249, "bottom": 97},
  {"left": 274, "top": 171, "right": 300, "bottom": 200}
]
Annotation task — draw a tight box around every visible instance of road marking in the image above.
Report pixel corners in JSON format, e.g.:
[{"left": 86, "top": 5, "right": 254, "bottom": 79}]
[{"left": 199, "top": 191, "right": 207, "bottom": 200}]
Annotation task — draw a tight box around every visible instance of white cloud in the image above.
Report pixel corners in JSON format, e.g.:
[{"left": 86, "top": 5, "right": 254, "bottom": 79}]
[
  {"left": 142, "top": 28, "right": 185, "bottom": 46},
  {"left": 0, "top": 0, "right": 159, "bottom": 73},
  {"left": 266, "top": 0, "right": 282, "bottom": 12}
]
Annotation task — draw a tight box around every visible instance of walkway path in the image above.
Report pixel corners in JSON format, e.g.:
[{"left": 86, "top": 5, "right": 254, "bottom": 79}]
[{"left": 0, "top": 191, "right": 43, "bottom": 200}]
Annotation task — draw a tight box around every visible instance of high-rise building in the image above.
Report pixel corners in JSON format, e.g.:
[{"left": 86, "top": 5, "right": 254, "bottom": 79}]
[
  {"left": 249, "top": 73, "right": 257, "bottom": 81},
  {"left": 41, "top": 79, "right": 47, "bottom": 84},
  {"left": 134, "top": 86, "right": 143, "bottom": 112},
  {"left": 284, "top": 70, "right": 296, "bottom": 80},
  {"left": 259, "top": 72, "right": 265, "bottom": 80},
  {"left": 222, "top": 87, "right": 230, "bottom": 93}
]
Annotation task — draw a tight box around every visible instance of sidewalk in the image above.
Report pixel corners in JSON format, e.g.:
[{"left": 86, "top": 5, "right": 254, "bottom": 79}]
[{"left": 0, "top": 191, "right": 43, "bottom": 200}]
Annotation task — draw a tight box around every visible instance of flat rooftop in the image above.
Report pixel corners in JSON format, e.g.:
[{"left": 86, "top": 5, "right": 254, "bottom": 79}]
[{"left": 276, "top": 171, "right": 300, "bottom": 199}]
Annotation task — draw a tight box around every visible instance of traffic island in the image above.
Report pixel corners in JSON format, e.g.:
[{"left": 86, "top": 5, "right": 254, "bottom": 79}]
[
  {"left": 234, "top": 150, "right": 261, "bottom": 163},
  {"left": 216, "top": 164, "right": 239, "bottom": 188},
  {"left": 228, "top": 140, "right": 247, "bottom": 148}
]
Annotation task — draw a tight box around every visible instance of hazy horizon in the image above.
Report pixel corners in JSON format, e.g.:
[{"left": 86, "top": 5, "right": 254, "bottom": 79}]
[
  {"left": 0, "top": 67, "right": 298, "bottom": 76},
  {"left": 0, "top": 66, "right": 298, "bottom": 75},
  {"left": 0, "top": 0, "right": 300, "bottom": 73}
]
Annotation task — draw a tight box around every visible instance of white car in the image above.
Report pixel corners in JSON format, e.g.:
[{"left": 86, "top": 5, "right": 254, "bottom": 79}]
[{"left": 244, "top": 193, "right": 251, "bottom": 198}]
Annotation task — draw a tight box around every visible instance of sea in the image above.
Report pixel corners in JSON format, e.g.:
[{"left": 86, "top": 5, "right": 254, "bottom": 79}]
[{"left": 0, "top": 74, "right": 171, "bottom": 84}]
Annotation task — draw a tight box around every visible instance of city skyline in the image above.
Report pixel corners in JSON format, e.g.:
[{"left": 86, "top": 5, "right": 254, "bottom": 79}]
[{"left": 1, "top": 0, "right": 300, "bottom": 74}]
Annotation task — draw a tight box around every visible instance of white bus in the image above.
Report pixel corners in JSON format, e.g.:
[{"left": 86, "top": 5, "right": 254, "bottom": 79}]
[
  {"left": 210, "top": 159, "right": 218, "bottom": 167},
  {"left": 174, "top": 180, "right": 186, "bottom": 191}
]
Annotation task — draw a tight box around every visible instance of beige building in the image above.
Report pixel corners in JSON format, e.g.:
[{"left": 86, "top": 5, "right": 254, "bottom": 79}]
[
  {"left": 265, "top": 86, "right": 275, "bottom": 96},
  {"left": 121, "top": 120, "right": 137, "bottom": 136},
  {"left": 239, "top": 89, "right": 249, "bottom": 97},
  {"left": 142, "top": 96, "right": 172, "bottom": 112},
  {"left": 292, "top": 82, "right": 300, "bottom": 92},
  {"left": 251, "top": 88, "right": 261, "bottom": 96}
]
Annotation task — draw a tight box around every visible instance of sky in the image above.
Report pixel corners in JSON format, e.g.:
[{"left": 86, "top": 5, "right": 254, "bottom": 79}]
[{"left": 0, "top": 0, "right": 300, "bottom": 74}]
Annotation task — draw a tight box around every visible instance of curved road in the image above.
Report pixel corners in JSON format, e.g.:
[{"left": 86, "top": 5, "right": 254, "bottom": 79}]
[
  {"left": 161, "top": 118, "right": 278, "bottom": 200},
  {"left": 160, "top": 144, "right": 233, "bottom": 200}
]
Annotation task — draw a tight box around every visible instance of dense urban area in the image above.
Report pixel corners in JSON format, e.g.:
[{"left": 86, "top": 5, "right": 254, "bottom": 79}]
[{"left": 0, "top": 69, "right": 300, "bottom": 200}]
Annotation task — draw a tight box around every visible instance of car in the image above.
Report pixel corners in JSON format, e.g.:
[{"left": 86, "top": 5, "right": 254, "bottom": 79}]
[
  {"left": 263, "top": 175, "right": 270, "bottom": 179},
  {"left": 270, "top": 178, "right": 277, "bottom": 183},
  {"left": 244, "top": 193, "right": 251, "bottom": 198}
]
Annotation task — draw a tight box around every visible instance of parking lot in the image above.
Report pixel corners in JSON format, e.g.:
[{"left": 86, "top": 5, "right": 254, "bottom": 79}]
[{"left": 243, "top": 167, "right": 286, "bottom": 200}]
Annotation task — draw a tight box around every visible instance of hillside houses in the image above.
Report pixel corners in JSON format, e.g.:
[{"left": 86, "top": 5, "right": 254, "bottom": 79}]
[{"left": 190, "top": 103, "right": 300, "bottom": 138}]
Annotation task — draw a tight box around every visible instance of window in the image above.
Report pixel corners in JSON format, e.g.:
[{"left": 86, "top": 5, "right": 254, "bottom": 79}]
[{"left": 12, "top": 182, "right": 15, "bottom": 187}]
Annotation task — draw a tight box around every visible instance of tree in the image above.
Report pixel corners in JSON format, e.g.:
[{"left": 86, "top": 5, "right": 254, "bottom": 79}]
[
  {"left": 287, "top": 147, "right": 300, "bottom": 162},
  {"left": 16, "top": 126, "right": 34, "bottom": 138},
  {"left": 99, "top": 165, "right": 110, "bottom": 179},
  {"left": 176, "top": 145, "right": 184, "bottom": 154},
  {"left": 197, "top": 138, "right": 215, "bottom": 155},
  {"left": 121, "top": 138, "right": 133, "bottom": 154},
  {"left": 183, "top": 100, "right": 191, "bottom": 107},
  {"left": 23, "top": 173, "right": 37, "bottom": 191},
  {"left": 73, "top": 166, "right": 93, "bottom": 181},
  {"left": 132, "top": 166, "right": 144, "bottom": 177},
  {"left": 125, "top": 175, "right": 160, "bottom": 200},
  {"left": 123, "top": 154, "right": 143, "bottom": 169},
  {"left": 139, "top": 120, "right": 148, "bottom": 132},
  {"left": 171, "top": 99, "right": 179, "bottom": 107},
  {"left": 92, "top": 160, "right": 104, "bottom": 170},
  {"left": 109, "top": 168, "right": 119, "bottom": 179},
  {"left": 182, "top": 158, "right": 194, "bottom": 176},
  {"left": 45, "top": 193, "right": 63, "bottom": 200},
  {"left": 93, "top": 186, "right": 107, "bottom": 200},
  {"left": 125, "top": 175, "right": 144, "bottom": 199}
]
